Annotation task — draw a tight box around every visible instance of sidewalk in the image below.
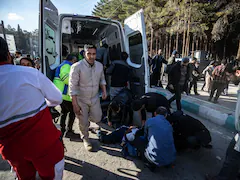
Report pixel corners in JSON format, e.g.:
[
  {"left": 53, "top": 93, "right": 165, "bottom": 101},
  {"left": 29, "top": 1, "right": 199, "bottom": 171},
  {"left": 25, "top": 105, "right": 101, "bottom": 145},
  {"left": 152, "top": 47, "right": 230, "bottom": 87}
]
[{"left": 150, "top": 86, "right": 236, "bottom": 131}]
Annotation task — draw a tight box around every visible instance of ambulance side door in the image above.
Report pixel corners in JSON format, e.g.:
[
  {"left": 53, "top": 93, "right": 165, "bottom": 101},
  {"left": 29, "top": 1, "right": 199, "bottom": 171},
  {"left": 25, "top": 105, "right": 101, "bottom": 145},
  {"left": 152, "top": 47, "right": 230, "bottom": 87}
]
[
  {"left": 124, "top": 9, "right": 149, "bottom": 97},
  {"left": 39, "top": 0, "right": 60, "bottom": 80}
]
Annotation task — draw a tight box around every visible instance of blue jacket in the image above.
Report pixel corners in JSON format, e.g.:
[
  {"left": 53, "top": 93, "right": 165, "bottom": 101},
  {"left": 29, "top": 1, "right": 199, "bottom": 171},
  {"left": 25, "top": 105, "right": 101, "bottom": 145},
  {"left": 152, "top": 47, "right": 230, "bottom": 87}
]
[{"left": 144, "top": 115, "right": 176, "bottom": 166}]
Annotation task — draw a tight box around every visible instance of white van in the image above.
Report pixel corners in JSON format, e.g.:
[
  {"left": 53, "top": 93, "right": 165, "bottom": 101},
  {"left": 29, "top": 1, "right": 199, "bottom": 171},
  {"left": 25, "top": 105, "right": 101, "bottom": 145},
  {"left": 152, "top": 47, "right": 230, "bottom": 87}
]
[{"left": 39, "top": 0, "right": 150, "bottom": 102}]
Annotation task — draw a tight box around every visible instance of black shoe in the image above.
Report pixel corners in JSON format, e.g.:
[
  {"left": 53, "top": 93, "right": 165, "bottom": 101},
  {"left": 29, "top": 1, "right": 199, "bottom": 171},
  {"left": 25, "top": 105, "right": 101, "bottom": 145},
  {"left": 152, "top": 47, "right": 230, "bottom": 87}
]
[
  {"left": 208, "top": 98, "right": 211, "bottom": 102},
  {"left": 213, "top": 100, "right": 218, "bottom": 104},
  {"left": 65, "top": 130, "right": 80, "bottom": 139},
  {"left": 205, "top": 174, "right": 218, "bottom": 180},
  {"left": 195, "top": 93, "right": 200, "bottom": 95},
  {"left": 144, "top": 162, "right": 156, "bottom": 172},
  {"left": 202, "top": 144, "right": 213, "bottom": 149}
]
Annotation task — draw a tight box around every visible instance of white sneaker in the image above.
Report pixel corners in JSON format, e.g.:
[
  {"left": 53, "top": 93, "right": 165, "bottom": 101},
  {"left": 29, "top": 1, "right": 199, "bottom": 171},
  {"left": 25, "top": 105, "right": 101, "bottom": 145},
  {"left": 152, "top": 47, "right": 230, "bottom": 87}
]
[{"left": 83, "top": 139, "right": 93, "bottom": 151}]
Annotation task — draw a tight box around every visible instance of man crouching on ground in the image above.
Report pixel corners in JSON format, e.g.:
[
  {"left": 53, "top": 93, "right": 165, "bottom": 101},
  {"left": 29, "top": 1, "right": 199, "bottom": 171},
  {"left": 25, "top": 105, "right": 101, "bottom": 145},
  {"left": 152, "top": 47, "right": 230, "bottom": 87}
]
[
  {"left": 133, "top": 106, "right": 176, "bottom": 171},
  {"left": 69, "top": 44, "right": 107, "bottom": 151}
]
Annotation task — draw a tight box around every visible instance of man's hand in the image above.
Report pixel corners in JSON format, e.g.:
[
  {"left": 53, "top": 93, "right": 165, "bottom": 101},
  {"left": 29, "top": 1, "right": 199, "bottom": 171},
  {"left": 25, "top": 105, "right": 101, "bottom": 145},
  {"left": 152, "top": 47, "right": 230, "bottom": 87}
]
[
  {"left": 108, "top": 121, "right": 112, "bottom": 127},
  {"left": 168, "top": 84, "right": 174, "bottom": 90},
  {"left": 73, "top": 104, "right": 82, "bottom": 116},
  {"left": 102, "top": 91, "right": 107, "bottom": 100}
]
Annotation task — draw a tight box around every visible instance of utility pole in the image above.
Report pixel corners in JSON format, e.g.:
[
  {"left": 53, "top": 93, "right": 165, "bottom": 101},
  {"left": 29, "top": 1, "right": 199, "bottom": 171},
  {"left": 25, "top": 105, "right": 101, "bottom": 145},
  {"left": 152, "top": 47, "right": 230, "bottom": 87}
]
[{"left": 0, "top": 20, "right": 7, "bottom": 43}]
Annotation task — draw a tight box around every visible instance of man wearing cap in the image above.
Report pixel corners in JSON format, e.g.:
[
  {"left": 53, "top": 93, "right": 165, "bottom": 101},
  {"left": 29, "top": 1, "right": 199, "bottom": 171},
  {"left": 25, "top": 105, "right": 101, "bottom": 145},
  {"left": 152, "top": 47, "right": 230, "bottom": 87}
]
[
  {"left": 69, "top": 44, "right": 107, "bottom": 151},
  {"left": 168, "top": 57, "right": 190, "bottom": 110}
]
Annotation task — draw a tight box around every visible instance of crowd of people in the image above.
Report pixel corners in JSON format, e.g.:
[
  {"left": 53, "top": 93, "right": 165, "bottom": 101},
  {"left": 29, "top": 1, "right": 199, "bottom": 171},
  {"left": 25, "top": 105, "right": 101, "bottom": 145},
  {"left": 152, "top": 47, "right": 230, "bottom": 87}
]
[
  {"left": 149, "top": 49, "right": 239, "bottom": 107},
  {"left": 1, "top": 35, "right": 240, "bottom": 180}
]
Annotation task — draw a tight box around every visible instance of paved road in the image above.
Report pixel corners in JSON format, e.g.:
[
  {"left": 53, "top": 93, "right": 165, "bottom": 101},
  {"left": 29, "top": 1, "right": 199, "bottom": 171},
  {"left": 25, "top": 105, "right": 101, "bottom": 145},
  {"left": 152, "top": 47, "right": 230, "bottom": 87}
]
[
  {"left": 0, "top": 110, "right": 235, "bottom": 180},
  {"left": 161, "top": 78, "right": 237, "bottom": 110}
]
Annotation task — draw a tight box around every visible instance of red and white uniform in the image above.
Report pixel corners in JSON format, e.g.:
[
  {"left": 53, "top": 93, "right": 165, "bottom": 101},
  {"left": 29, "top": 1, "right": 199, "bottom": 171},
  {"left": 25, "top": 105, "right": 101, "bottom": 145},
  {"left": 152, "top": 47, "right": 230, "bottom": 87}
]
[{"left": 0, "top": 64, "right": 64, "bottom": 180}]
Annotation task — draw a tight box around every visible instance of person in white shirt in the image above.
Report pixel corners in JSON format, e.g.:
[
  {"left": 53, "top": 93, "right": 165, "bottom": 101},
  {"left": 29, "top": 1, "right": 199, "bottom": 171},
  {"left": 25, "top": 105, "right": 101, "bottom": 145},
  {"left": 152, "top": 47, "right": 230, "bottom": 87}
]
[{"left": 0, "top": 37, "right": 64, "bottom": 180}]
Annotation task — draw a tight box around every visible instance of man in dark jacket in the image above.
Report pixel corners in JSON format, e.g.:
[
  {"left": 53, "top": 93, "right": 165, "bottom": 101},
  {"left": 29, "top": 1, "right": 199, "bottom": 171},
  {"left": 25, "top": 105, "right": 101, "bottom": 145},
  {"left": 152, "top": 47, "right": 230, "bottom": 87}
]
[
  {"left": 107, "top": 88, "right": 133, "bottom": 128},
  {"left": 167, "top": 111, "right": 212, "bottom": 151},
  {"left": 150, "top": 49, "right": 167, "bottom": 87},
  {"left": 189, "top": 58, "right": 200, "bottom": 95},
  {"left": 167, "top": 57, "right": 190, "bottom": 110},
  {"left": 132, "top": 92, "right": 171, "bottom": 125},
  {"left": 106, "top": 52, "right": 131, "bottom": 100}
]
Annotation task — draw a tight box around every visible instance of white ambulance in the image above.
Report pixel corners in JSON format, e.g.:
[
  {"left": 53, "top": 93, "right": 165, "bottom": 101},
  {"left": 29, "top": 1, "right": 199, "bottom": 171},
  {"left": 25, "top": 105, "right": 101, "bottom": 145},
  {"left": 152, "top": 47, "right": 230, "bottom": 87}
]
[{"left": 39, "top": 0, "right": 150, "bottom": 99}]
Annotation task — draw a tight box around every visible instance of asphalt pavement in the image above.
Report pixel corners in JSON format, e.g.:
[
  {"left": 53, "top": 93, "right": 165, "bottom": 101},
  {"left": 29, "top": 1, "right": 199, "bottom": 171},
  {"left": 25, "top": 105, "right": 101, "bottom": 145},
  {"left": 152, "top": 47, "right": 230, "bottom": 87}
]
[{"left": 0, "top": 110, "right": 235, "bottom": 180}]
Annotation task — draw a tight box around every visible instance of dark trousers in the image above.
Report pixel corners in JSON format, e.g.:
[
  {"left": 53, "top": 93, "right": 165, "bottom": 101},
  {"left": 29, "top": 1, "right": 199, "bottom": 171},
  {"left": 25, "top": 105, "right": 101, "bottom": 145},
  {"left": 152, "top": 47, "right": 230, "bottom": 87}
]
[
  {"left": 101, "top": 126, "right": 129, "bottom": 144},
  {"left": 169, "top": 85, "right": 183, "bottom": 110},
  {"left": 131, "top": 136, "right": 157, "bottom": 168},
  {"left": 189, "top": 80, "right": 198, "bottom": 94},
  {"left": 60, "top": 100, "right": 75, "bottom": 134},
  {"left": 216, "top": 136, "right": 240, "bottom": 180},
  {"left": 209, "top": 82, "right": 225, "bottom": 101},
  {"left": 151, "top": 72, "right": 160, "bottom": 86}
]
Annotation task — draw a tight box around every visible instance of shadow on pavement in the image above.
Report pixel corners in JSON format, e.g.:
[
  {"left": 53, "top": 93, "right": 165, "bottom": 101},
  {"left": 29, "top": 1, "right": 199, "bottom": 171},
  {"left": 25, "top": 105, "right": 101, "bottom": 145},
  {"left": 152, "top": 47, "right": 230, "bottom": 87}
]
[
  {"left": 0, "top": 156, "right": 10, "bottom": 171},
  {"left": 64, "top": 155, "right": 131, "bottom": 179}
]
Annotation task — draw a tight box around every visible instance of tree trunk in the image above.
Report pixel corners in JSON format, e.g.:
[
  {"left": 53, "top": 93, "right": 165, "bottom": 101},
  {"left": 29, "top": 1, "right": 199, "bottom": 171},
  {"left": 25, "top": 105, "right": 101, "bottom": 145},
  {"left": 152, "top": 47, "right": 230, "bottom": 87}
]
[
  {"left": 223, "top": 39, "right": 226, "bottom": 60},
  {"left": 185, "top": 3, "right": 191, "bottom": 57},
  {"left": 166, "top": 34, "right": 169, "bottom": 59},
  {"left": 237, "top": 39, "right": 240, "bottom": 61},
  {"left": 199, "top": 36, "right": 203, "bottom": 51},
  {"left": 182, "top": 14, "right": 187, "bottom": 57},
  {"left": 182, "top": 29, "right": 187, "bottom": 57},
  {"left": 158, "top": 35, "right": 160, "bottom": 50},
  {"left": 169, "top": 34, "right": 172, "bottom": 59},
  {"left": 155, "top": 38, "right": 158, "bottom": 54},
  {"left": 176, "top": 32, "right": 179, "bottom": 52},
  {"left": 192, "top": 35, "right": 195, "bottom": 59},
  {"left": 176, "top": 15, "right": 180, "bottom": 52},
  {"left": 205, "top": 39, "right": 208, "bottom": 52},
  {"left": 150, "top": 24, "right": 154, "bottom": 57},
  {"left": 196, "top": 37, "right": 199, "bottom": 51}
]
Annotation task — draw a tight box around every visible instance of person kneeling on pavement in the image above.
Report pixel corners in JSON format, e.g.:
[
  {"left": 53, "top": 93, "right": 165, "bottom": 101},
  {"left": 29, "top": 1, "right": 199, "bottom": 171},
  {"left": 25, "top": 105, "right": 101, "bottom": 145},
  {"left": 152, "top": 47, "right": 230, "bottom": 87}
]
[
  {"left": 107, "top": 88, "right": 133, "bottom": 129},
  {"left": 132, "top": 106, "right": 176, "bottom": 171},
  {"left": 167, "top": 111, "right": 212, "bottom": 151},
  {"left": 132, "top": 92, "right": 171, "bottom": 126}
]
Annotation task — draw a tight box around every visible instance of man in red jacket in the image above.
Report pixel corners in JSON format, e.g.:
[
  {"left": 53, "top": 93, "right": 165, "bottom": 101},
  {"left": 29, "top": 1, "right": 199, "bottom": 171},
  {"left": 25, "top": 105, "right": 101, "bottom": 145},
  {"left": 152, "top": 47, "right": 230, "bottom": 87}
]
[{"left": 0, "top": 37, "right": 64, "bottom": 180}]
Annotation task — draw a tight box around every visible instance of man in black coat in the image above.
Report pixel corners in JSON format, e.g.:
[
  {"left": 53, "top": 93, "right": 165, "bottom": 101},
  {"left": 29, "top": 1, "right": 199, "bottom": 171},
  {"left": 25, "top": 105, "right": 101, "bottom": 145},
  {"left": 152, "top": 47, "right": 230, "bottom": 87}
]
[
  {"left": 167, "top": 111, "right": 212, "bottom": 151},
  {"left": 150, "top": 49, "right": 168, "bottom": 87},
  {"left": 189, "top": 58, "right": 200, "bottom": 95},
  {"left": 167, "top": 57, "right": 190, "bottom": 110},
  {"left": 132, "top": 92, "right": 171, "bottom": 125}
]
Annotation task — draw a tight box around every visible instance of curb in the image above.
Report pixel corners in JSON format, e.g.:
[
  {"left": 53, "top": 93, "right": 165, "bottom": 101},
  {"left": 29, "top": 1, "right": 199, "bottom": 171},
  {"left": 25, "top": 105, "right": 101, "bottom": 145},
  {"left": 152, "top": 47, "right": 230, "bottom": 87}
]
[{"left": 149, "top": 88, "right": 236, "bottom": 131}]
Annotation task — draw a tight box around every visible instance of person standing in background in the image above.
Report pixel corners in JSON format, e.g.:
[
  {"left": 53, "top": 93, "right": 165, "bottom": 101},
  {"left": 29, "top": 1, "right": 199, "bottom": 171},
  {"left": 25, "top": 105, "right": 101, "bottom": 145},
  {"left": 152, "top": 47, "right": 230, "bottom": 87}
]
[
  {"left": 168, "top": 57, "right": 190, "bottom": 110},
  {"left": 202, "top": 61, "right": 216, "bottom": 92},
  {"left": 208, "top": 60, "right": 229, "bottom": 103},
  {"left": 150, "top": 49, "right": 167, "bottom": 87},
  {"left": 189, "top": 58, "right": 200, "bottom": 95},
  {"left": 96, "top": 43, "right": 109, "bottom": 69},
  {"left": 14, "top": 51, "right": 22, "bottom": 65},
  {"left": 106, "top": 52, "right": 131, "bottom": 100}
]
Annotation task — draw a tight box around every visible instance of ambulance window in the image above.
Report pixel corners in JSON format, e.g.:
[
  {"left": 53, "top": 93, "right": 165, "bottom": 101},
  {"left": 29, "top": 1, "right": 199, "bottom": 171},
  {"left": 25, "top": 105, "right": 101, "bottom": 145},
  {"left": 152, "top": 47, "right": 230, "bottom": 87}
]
[
  {"left": 128, "top": 32, "right": 143, "bottom": 65},
  {"left": 45, "top": 24, "right": 56, "bottom": 66}
]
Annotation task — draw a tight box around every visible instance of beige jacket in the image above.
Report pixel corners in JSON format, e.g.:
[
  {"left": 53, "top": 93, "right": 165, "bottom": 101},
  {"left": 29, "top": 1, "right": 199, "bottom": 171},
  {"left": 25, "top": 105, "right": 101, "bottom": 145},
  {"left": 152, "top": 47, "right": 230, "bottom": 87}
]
[{"left": 69, "top": 59, "right": 106, "bottom": 104}]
